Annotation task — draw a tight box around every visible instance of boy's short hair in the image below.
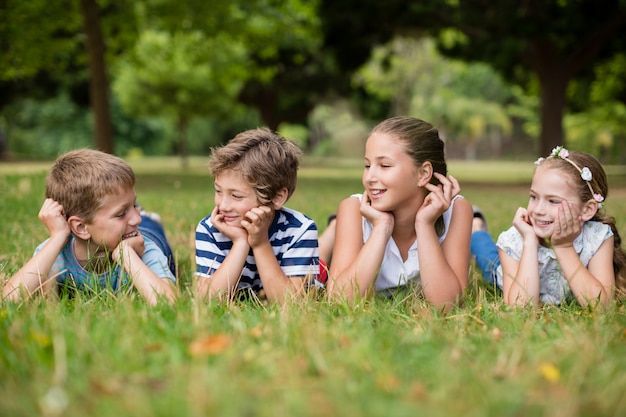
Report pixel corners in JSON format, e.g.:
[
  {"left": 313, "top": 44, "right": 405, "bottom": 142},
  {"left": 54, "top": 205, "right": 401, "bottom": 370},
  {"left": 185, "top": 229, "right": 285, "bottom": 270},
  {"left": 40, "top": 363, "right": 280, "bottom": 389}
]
[
  {"left": 209, "top": 128, "right": 302, "bottom": 205},
  {"left": 46, "top": 149, "right": 135, "bottom": 222}
]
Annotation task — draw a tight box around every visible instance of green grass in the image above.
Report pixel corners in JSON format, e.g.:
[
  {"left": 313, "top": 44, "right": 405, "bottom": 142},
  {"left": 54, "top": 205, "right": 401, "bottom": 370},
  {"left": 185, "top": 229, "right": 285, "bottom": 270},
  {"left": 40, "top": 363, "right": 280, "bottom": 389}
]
[{"left": 1, "top": 157, "right": 626, "bottom": 417}]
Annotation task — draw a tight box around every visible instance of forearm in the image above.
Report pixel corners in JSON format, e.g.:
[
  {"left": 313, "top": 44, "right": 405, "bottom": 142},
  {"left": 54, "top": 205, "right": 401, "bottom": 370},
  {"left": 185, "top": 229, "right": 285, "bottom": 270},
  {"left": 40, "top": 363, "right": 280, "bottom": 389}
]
[
  {"left": 553, "top": 247, "right": 610, "bottom": 306},
  {"left": 504, "top": 242, "right": 540, "bottom": 306},
  {"left": 253, "top": 243, "right": 302, "bottom": 303},
  {"left": 117, "top": 249, "right": 178, "bottom": 305},
  {"left": 198, "top": 242, "right": 249, "bottom": 300},
  {"left": 3, "top": 236, "right": 66, "bottom": 301},
  {"left": 416, "top": 228, "right": 464, "bottom": 308},
  {"left": 328, "top": 228, "right": 388, "bottom": 300}
]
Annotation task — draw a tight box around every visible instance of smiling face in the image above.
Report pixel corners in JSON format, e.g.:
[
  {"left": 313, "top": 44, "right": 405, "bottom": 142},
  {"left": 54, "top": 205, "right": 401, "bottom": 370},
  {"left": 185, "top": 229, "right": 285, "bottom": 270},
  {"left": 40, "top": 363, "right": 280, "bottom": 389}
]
[
  {"left": 362, "top": 133, "right": 422, "bottom": 212},
  {"left": 213, "top": 170, "right": 260, "bottom": 228},
  {"left": 527, "top": 165, "right": 586, "bottom": 239},
  {"left": 83, "top": 186, "right": 142, "bottom": 253}
]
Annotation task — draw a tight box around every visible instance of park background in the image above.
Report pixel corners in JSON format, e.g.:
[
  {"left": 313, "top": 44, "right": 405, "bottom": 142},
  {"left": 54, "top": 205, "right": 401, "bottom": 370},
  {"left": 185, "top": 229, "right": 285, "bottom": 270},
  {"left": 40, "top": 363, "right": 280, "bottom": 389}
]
[{"left": 1, "top": 1, "right": 626, "bottom": 416}]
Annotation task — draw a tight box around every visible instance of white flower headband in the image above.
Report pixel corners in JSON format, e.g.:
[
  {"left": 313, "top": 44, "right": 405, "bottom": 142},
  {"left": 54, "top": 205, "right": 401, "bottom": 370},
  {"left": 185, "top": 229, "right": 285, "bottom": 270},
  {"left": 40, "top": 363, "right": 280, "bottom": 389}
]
[{"left": 534, "top": 146, "right": 604, "bottom": 207}]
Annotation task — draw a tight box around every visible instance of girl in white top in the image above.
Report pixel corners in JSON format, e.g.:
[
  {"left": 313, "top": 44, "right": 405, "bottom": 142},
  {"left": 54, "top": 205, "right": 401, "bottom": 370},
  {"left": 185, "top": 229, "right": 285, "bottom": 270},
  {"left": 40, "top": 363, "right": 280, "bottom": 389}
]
[
  {"left": 325, "top": 116, "right": 473, "bottom": 309},
  {"left": 496, "top": 147, "right": 626, "bottom": 307}
]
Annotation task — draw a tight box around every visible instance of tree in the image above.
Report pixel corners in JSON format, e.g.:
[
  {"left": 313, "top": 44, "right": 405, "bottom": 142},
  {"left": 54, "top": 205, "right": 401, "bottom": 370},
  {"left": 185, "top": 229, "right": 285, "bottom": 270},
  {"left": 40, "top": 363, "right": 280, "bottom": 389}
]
[
  {"left": 319, "top": 0, "right": 626, "bottom": 155},
  {"left": 113, "top": 30, "right": 250, "bottom": 168},
  {"left": 356, "top": 37, "right": 514, "bottom": 158},
  {"left": 140, "top": 0, "right": 333, "bottom": 137},
  {"left": 0, "top": 0, "right": 138, "bottom": 154},
  {"left": 80, "top": 0, "right": 113, "bottom": 153}
]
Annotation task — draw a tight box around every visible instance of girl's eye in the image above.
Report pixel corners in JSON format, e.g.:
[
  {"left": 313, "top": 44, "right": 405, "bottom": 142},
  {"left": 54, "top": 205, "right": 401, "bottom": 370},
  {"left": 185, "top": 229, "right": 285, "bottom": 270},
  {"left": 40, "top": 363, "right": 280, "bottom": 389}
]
[
  {"left": 232, "top": 195, "right": 244, "bottom": 200},
  {"left": 117, "top": 211, "right": 126, "bottom": 218},
  {"left": 550, "top": 199, "right": 561, "bottom": 205}
]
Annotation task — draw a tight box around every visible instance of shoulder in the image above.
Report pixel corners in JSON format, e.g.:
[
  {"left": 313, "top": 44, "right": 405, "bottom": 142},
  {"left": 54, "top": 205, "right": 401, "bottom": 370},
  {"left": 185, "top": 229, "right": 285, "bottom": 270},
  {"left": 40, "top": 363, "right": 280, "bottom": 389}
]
[
  {"left": 450, "top": 195, "right": 472, "bottom": 216},
  {"left": 583, "top": 221, "right": 612, "bottom": 237},
  {"left": 444, "top": 195, "right": 472, "bottom": 226},
  {"left": 338, "top": 194, "right": 362, "bottom": 211},
  {"left": 276, "top": 207, "right": 317, "bottom": 230},
  {"left": 579, "top": 221, "right": 613, "bottom": 248},
  {"left": 196, "top": 213, "right": 217, "bottom": 236},
  {"left": 336, "top": 195, "right": 364, "bottom": 225},
  {"left": 278, "top": 206, "right": 314, "bottom": 222},
  {"left": 196, "top": 212, "right": 214, "bottom": 229},
  {"left": 496, "top": 226, "right": 522, "bottom": 254}
]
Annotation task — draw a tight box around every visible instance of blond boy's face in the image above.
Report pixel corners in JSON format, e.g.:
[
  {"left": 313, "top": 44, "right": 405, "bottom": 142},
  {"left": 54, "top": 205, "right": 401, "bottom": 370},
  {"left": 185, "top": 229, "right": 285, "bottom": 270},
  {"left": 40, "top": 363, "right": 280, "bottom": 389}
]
[
  {"left": 213, "top": 170, "right": 260, "bottom": 228},
  {"left": 84, "top": 186, "right": 142, "bottom": 252}
]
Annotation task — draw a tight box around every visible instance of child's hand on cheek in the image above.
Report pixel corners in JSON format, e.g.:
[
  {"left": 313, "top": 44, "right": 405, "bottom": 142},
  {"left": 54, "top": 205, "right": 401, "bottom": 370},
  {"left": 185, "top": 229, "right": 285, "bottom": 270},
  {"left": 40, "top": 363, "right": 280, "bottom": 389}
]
[
  {"left": 113, "top": 233, "right": 145, "bottom": 263},
  {"left": 211, "top": 206, "right": 249, "bottom": 243},
  {"left": 241, "top": 206, "right": 274, "bottom": 248},
  {"left": 512, "top": 207, "right": 536, "bottom": 241},
  {"left": 551, "top": 201, "right": 582, "bottom": 248},
  {"left": 360, "top": 192, "right": 394, "bottom": 231}
]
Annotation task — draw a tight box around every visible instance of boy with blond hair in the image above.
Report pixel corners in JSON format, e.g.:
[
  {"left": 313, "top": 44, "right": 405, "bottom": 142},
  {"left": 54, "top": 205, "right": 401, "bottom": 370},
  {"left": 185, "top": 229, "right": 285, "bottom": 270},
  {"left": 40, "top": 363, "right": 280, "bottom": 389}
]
[
  {"left": 2, "top": 149, "right": 178, "bottom": 305},
  {"left": 195, "top": 128, "right": 322, "bottom": 303}
]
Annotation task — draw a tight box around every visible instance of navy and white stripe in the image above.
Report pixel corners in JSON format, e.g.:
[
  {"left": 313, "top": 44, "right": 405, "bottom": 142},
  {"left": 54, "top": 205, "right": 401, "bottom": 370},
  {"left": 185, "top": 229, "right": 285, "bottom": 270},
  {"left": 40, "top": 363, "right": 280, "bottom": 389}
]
[{"left": 195, "top": 207, "right": 320, "bottom": 293}]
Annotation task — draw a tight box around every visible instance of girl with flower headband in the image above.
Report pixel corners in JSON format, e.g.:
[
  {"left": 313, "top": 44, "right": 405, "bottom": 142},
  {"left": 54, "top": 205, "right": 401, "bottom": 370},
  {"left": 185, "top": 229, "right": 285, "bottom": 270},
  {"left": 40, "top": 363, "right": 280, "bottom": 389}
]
[{"left": 473, "top": 146, "right": 626, "bottom": 306}]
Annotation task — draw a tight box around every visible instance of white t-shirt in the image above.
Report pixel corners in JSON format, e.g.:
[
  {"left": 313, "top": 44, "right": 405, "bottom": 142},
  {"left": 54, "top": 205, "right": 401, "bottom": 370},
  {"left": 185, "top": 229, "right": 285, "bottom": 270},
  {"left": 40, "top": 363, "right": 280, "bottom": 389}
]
[
  {"left": 496, "top": 221, "right": 613, "bottom": 304},
  {"left": 353, "top": 194, "right": 462, "bottom": 292}
]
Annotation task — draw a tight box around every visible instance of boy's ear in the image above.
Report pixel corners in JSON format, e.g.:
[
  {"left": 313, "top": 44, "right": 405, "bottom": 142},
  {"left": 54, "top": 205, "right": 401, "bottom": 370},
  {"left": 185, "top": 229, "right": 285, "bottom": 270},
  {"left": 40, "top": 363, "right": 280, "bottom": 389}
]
[
  {"left": 68, "top": 216, "right": 90, "bottom": 239},
  {"left": 581, "top": 199, "right": 599, "bottom": 221},
  {"left": 271, "top": 188, "right": 289, "bottom": 210},
  {"left": 416, "top": 161, "right": 434, "bottom": 187}
]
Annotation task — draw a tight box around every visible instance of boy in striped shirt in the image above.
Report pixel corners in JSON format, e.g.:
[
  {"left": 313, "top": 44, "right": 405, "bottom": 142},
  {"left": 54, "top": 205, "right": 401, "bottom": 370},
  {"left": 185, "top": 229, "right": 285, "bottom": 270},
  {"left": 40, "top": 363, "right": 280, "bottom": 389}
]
[{"left": 195, "top": 128, "right": 322, "bottom": 303}]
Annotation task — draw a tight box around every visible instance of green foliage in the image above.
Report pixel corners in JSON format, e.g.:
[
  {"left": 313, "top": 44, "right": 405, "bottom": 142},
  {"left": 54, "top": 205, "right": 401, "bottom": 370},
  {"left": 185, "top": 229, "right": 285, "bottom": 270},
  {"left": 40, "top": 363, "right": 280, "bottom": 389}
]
[
  {"left": 354, "top": 37, "right": 518, "bottom": 157},
  {"left": 1, "top": 94, "right": 92, "bottom": 159},
  {"left": 114, "top": 30, "right": 250, "bottom": 122},
  {"left": 320, "top": 0, "right": 626, "bottom": 154},
  {"left": 0, "top": 0, "right": 82, "bottom": 82},
  {"left": 0, "top": 92, "right": 175, "bottom": 159}
]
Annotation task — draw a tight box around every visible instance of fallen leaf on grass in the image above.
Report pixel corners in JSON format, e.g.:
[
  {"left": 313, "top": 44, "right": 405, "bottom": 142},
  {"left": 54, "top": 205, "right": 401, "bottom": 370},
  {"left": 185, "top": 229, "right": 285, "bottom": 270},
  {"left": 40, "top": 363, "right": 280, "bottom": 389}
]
[
  {"left": 248, "top": 325, "right": 263, "bottom": 339},
  {"left": 539, "top": 362, "right": 560, "bottom": 383},
  {"left": 189, "top": 334, "right": 232, "bottom": 356}
]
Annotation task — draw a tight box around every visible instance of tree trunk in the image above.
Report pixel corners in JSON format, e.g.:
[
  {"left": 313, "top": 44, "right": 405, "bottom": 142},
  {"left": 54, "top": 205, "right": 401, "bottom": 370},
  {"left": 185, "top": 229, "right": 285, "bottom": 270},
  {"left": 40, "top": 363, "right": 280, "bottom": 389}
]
[
  {"left": 537, "top": 73, "right": 567, "bottom": 157},
  {"left": 80, "top": 0, "right": 113, "bottom": 154}
]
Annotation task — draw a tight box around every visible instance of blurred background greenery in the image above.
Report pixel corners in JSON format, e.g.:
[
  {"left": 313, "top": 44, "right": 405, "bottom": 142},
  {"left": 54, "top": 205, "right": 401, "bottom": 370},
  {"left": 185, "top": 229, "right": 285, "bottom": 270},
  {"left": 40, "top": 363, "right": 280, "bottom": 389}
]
[{"left": 1, "top": 0, "right": 626, "bottom": 164}]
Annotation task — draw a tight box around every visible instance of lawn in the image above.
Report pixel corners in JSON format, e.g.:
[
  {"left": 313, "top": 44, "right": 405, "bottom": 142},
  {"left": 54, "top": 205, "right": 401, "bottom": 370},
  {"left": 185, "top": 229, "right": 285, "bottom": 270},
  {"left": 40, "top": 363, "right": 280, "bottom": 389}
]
[{"left": 1, "top": 156, "right": 625, "bottom": 417}]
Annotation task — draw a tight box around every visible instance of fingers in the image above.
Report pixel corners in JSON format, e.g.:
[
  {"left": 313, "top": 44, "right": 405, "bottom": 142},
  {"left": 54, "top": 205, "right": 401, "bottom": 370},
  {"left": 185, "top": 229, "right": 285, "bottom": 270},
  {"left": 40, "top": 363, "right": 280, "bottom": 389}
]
[
  {"left": 554, "top": 201, "right": 581, "bottom": 239},
  {"left": 39, "top": 198, "right": 66, "bottom": 218},
  {"left": 424, "top": 173, "right": 459, "bottom": 209},
  {"left": 211, "top": 206, "right": 223, "bottom": 222},
  {"left": 241, "top": 206, "right": 273, "bottom": 233},
  {"left": 434, "top": 173, "right": 461, "bottom": 198},
  {"left": 243, "top": 206, "right": 273, "bottom": 225}
]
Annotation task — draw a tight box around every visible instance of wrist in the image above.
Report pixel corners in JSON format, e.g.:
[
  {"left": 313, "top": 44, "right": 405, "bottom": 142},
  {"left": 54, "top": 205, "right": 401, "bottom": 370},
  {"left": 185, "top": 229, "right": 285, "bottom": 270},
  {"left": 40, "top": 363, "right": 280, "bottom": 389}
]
[
  {"left": 112, "top": 242, "right": 128, "bottom": 263},
  {"left": 521, "top": 240, "right": 539, "bottom": 253},
  {"left": 552, "top": 243, "right": 574, "bottom": 251}
]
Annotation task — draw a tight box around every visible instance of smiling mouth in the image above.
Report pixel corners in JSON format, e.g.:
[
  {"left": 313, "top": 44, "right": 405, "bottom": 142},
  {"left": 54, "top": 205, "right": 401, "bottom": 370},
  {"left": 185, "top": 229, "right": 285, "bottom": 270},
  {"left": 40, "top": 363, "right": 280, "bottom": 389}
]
[
  {"left": 370, "top": 189, "right": 386, "bottom": 197},
  {"left": 122, "top": 231, "right": 139, "bottom": 240},
  {"left": 534, "top": 220, "right": 553, "bottom": 227}
]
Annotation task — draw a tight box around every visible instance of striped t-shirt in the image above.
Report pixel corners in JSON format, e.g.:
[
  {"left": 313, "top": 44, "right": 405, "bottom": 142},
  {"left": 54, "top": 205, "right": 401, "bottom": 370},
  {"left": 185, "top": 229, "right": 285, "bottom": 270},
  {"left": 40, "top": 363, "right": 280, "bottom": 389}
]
[{"left": 195, "top": 206, "right": 320, "bottom": 293}]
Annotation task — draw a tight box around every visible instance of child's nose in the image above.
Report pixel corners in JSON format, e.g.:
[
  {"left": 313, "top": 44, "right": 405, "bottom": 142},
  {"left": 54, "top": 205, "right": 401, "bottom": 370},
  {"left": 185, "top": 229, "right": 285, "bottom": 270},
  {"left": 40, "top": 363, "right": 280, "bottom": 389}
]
[
  {"left": 130, "top": 207, "right": 142, "bottom": 225},
  {"left": 217, "top": 196, "right": 230, "bottom": 212},
  {"left": 363, "top": 168, "right": 376, "bottom": 183}
]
